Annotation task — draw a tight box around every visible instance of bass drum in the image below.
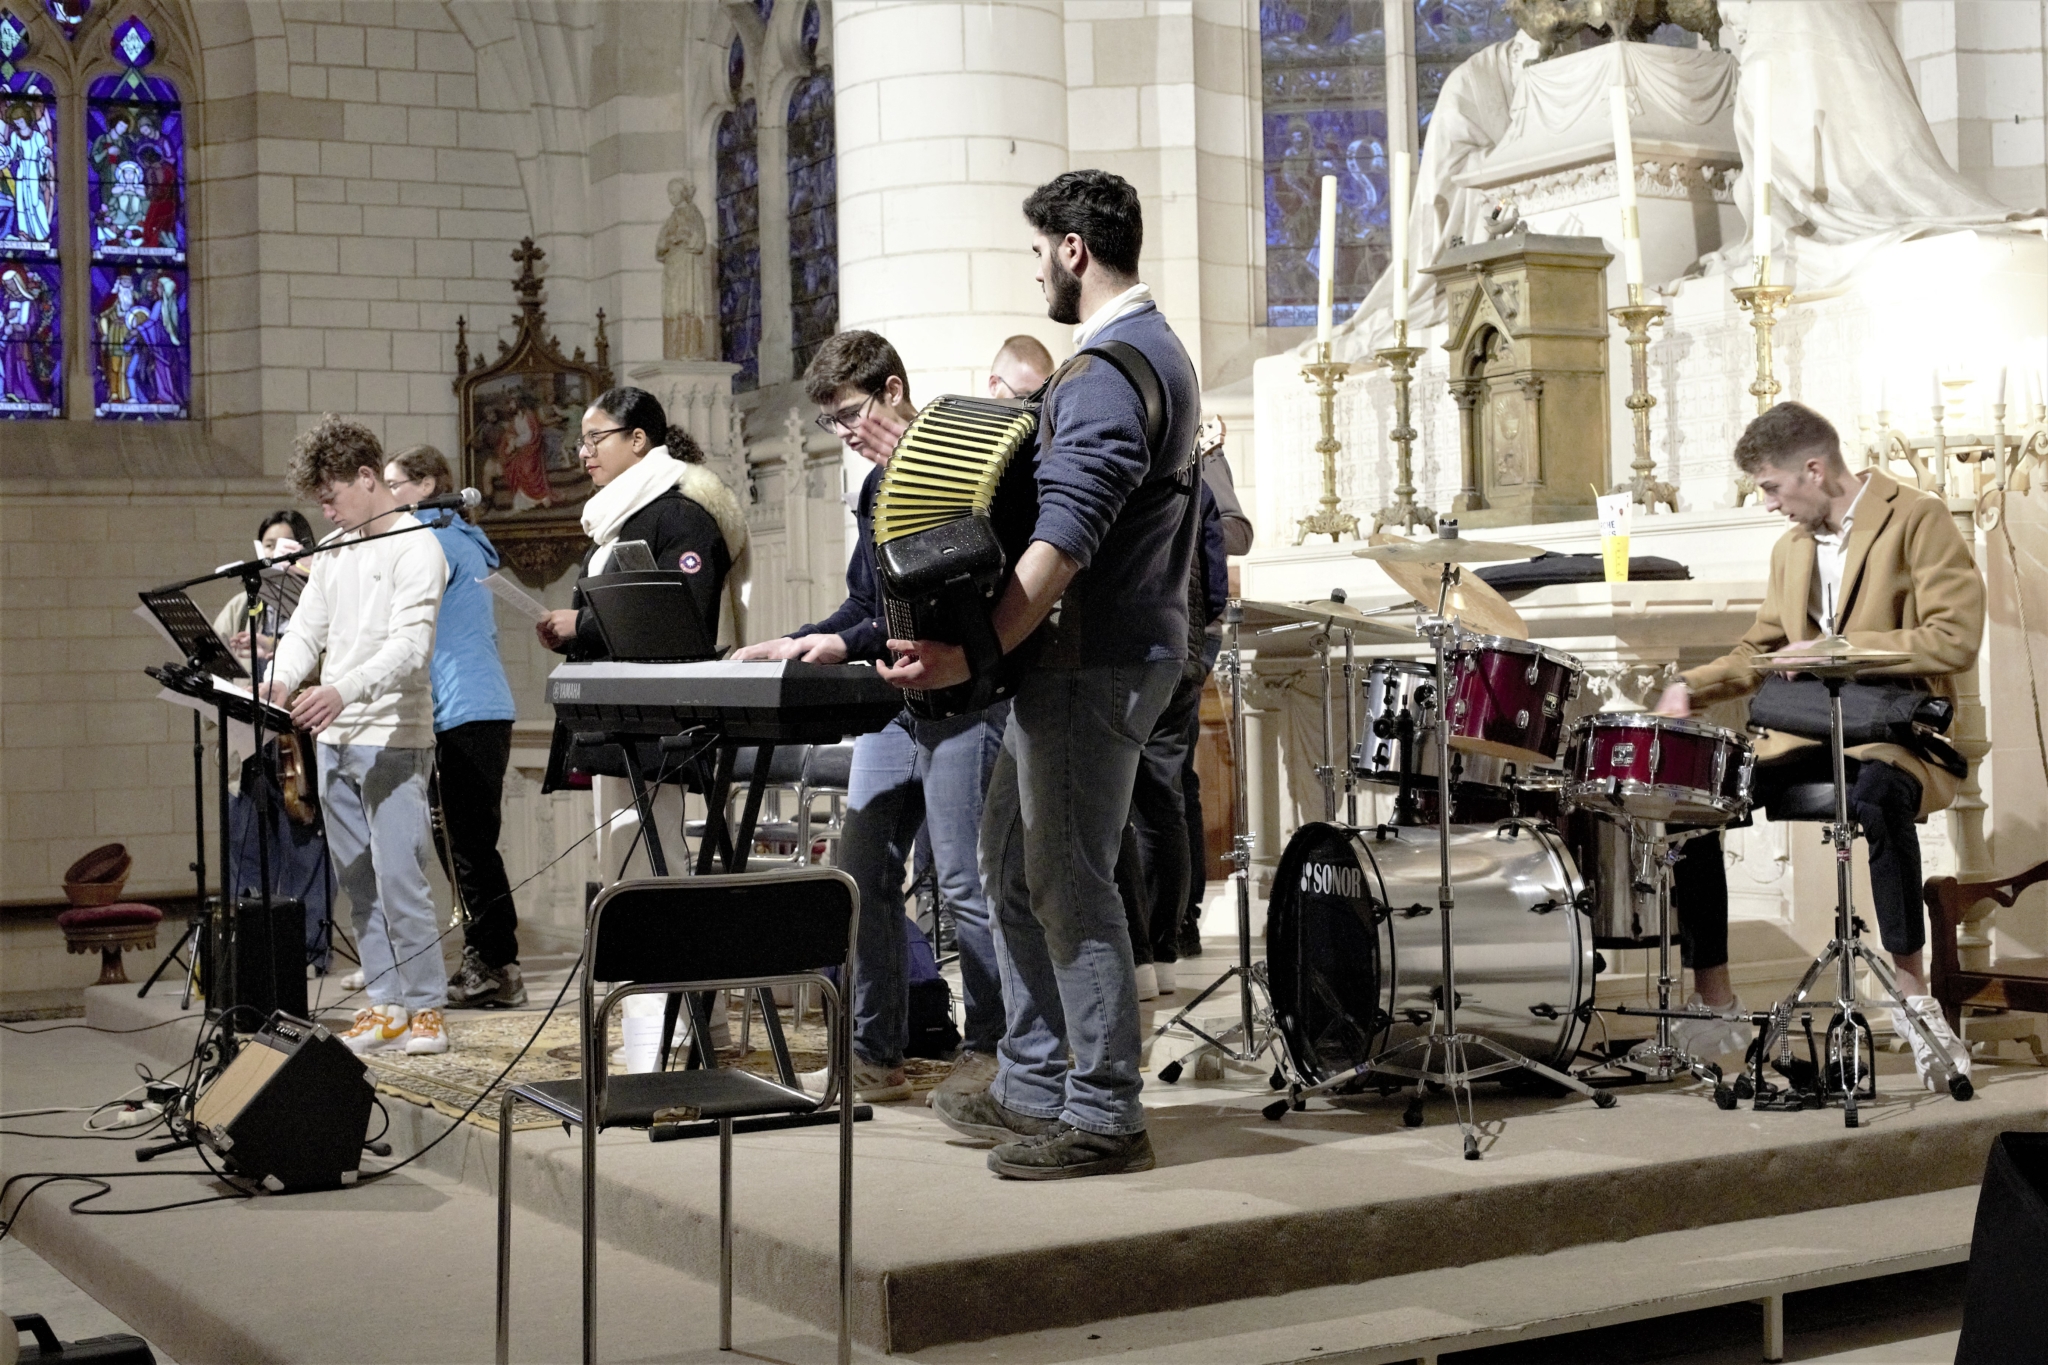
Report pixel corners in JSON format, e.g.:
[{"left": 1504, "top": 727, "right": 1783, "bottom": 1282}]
[{"left": 1267, "top": 821, "right": 1594, "bottom": 1085}]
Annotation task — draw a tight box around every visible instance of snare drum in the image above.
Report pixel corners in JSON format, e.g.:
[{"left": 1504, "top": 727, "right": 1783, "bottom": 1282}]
[
  {"left": 1446, "top": 635, "right": 1584, "bottom": 766},
  {"left": 1565, "top": 713, "right": 1754, "bottom": 825}
]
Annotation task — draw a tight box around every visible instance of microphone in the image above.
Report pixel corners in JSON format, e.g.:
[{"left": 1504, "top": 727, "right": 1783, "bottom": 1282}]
[{"left": 407, "top": 487, "right": 483, "bottom": 513}]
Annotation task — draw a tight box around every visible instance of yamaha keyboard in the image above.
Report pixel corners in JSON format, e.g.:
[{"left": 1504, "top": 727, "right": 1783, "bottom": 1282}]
[{"left": 547, "top": 660, "right": 905, "bottom": 745}]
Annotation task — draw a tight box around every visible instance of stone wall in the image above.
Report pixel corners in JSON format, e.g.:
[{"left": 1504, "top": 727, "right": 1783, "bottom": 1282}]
[{"left": 1895, "top": 0, "right": 2048, "bottom": 214}]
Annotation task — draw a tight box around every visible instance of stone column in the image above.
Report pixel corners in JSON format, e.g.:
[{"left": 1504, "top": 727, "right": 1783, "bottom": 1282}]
[{"left": 833, "top": 0, "right": 1068, "bottom": 407}]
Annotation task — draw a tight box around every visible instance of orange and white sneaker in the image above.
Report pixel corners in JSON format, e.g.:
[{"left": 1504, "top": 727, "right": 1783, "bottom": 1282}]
[
  {"left": 404, "top": 1007, "right": 449, "bottom": 1056},
  {"left": 342, "top": 1004, "right": 410, "bottom": 1055}
]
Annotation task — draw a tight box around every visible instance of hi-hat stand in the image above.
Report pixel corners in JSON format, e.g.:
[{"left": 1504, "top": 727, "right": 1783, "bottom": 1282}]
[
  {"left": 1747, "top": 646, "right": 1973, "bottom": 1126},
  {"left": 1586, "top": 818, "right": 1727, "bottom": 1092},
  {"left": 1151, "top": 601, "right": 1283, "bottom": 1084},
  {"left": 1267, "top": 554, "right": 1616, "bottom": 1158}
]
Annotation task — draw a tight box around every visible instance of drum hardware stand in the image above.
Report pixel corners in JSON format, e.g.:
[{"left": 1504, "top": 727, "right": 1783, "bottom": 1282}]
[
  {"left": 1754, "top": 655, "right": 1973, "bottom": 1127},
  {"left": 1154, "top": 602, "right": 1284, "bottom": 1085},
  {"left": 1581, "top": 817, "right": 1728, "bottom": 1095},
  {"left": 1264, "top": 554, "right": 1616, "bottom": 1157}
]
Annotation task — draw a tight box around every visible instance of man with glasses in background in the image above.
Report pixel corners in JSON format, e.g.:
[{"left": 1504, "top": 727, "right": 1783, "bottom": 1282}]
[{"left": 736, "top": 330, "right": 1044, "bottom": 1107}]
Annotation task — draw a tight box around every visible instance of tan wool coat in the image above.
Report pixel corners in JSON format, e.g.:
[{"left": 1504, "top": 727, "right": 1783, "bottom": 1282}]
[{"left": 1681, "top": 469, "right": 1984, "bottom": 818}]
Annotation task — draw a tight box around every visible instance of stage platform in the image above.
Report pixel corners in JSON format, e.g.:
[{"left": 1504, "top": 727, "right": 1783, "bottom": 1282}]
[{"left": 0, "top": 978, "right": 2035, "bottom": 1363}]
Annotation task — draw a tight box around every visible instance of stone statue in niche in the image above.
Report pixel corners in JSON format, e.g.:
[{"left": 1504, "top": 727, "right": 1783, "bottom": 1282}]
[{"left": 654, "top": 177, "right": 714, "bottom": 361}]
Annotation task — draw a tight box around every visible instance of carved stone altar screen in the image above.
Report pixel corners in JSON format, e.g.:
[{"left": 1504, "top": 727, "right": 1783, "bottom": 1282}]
[
  {"left": 454, "top": 238, "right": 614, "bottom": 588},
  {"left": 1428, "top": 233, "right": 1612, "bottom": 526}
]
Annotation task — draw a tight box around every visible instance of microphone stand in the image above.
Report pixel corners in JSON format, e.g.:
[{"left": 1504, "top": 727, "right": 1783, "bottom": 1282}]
[{"left": 147, "top": 507, "right": 453, "bottom": 1028}]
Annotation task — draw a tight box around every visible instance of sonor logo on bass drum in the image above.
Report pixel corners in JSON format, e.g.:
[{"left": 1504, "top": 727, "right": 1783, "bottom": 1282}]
[{"left": 1299, "top": 861, "right": 1365, "bottom": 899}]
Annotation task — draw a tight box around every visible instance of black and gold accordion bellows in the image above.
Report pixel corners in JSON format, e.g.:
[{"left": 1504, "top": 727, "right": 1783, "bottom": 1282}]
[{"left": 873, "top": 395, "right": 1041, "bottom": 719}]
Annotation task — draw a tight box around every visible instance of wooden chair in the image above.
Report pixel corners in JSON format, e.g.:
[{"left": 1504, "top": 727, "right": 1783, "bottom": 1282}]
[{"left": 1923, "top": 860, "right": 2048, "bottom": 1050}]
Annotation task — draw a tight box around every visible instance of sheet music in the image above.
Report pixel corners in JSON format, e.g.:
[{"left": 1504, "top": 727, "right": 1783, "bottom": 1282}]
[{"left": 481, "top": 571, "right": 550, "bottom": 623}]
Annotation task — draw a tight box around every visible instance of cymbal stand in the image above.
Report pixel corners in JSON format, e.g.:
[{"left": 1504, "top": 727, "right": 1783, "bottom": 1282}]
[
  {"left": 1341, "top": 626, "right": 1359, "bottom": 825},
  {"left": 1153, "top": 601, "right": 1283, "bottom": 1085},
  {"left": 1314, "top": 629, "right": 1337, "bottom": 821},
  {"left": 1268, "top": 562, "right": 1616, "bottom": 1157},
  {"left": 1761, "top": 669, "right": 1972, "bottom": 1125}
]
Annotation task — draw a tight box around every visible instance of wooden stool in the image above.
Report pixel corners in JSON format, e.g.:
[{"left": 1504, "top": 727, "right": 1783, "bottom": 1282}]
[{"left": 57, "top": 902, "right": 164, "bottom": 986}]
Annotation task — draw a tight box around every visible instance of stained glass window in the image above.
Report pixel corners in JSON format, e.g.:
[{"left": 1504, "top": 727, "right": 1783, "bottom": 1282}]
[
  {"left": 752, "top": 0, "right": 774, "bottom": 23},
  {"left": 800, "top": 0, "right": 820, "bottom": 62},
  {"left": 787, "top": 71, "right": 836, "bottom": 378},
  {"left": 39, "top": 0, "right": 81, "bottom": 40},
  {"left": 86, "top": 16, "right": 184, "bottom": 418},
  {"left": 1, "top": 12, "right": 59, "bottom": 416},
  {"left": 1260, "top": 0, "right": 1517, "bottom": 327},
  {"left": 715, "top": 100, "right": 760, "bottom": 392}
]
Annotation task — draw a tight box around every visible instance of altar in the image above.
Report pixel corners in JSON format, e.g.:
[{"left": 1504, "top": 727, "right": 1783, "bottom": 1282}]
[{"left": 1235, "top": 8, "right": 2048, "bottom": 1053}]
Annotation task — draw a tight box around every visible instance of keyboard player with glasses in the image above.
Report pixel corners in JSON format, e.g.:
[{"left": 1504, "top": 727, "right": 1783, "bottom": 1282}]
[
  {"left": 733, "top": 330, "right": 1037, "bottom": 1107},
  {"left": 538, "top": 387, "right": 749, "bottom": 897}
]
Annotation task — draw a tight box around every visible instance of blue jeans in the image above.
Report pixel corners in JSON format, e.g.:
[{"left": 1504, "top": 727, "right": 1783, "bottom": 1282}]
[
  {"left": 318, "top": 743, "right": 447, "bottom": 1011},
  {"left": 983, "top": 662, "right": 1179, "bottom": 1135},
  {"left": 838, "top": 705, "right": 1009, "bottom": 1067}
]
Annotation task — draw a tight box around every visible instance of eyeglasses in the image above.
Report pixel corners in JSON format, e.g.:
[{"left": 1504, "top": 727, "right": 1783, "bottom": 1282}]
[
  {"left": 578, "top": 425, "right": 629, "bottom": 456},
  {"left": 814, "top": 392, "right": 876, "bottom": 435}
]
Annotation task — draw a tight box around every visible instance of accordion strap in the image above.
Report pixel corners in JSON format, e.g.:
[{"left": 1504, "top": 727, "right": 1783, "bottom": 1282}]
[{"left": 1072, "top": 340, "right": 1172, "bottom": 468}]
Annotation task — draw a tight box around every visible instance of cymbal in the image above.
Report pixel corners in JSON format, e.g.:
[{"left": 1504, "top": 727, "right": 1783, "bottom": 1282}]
[
  {"left": 1238, "top": 598, "right": 1418, "bottom": 642},
  {"left": 1352, "top": 533, "right": 1549, "bottom": 565},
  {"left": 1751, "top": 640, "right": 1914, "bottom": 675},
  {"left": 1361, "top": 535, "right": 1528, "bottom": 639}
]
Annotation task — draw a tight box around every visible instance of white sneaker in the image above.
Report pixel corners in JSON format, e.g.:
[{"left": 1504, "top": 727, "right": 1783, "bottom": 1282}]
[
  {"left": 799, "top": 1055, "right": 912, "bottom": 1104},
  {"left": 341, "top": 969, "right": 366, "bottom": 991},
  {"left": 1891, "top": 995, "right": 1970, "bottom": 1091},
  {"left": 341, "top": 1004, "right": 409, "bottom": 1055},
  {"left": 1153, "top": 960, "right": 1177, "bottom": 994},
  {"left": 403, "top": 1007, "right": 449, "bottom": 1055},
  {"left": 1134, "top": 962, "right": 1159, "bottom": 1001},
  {"left": 1668, "top": 993, "right": 1751, "bottom": 1061}
]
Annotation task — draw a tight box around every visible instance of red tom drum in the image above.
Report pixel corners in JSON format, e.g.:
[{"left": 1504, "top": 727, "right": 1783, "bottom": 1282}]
[
  {"left": 1565, "top": 713, "right": 1754, "bottom": 826},
  {"left": 1446, "top": 635, "right": 1584, "bottom": 767}
]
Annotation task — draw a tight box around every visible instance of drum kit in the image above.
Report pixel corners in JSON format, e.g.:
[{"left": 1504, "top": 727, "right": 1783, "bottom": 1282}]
[{"left": 1154, "top": 522, "right": 1971, "bottom": 1155}]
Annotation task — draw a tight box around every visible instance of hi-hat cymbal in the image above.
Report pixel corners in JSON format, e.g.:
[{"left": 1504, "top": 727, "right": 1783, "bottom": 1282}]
[
  {"left": 1751, "top": 640, "right": 1914, "bottom": 675},
  {"left": 1352, "top": 533, "right": 1549, "bottom": 565},
  {"left": 1239, "top": 598, "right": 1418, "bottom": 642},
  {"left": 1361, "top": 535, "right": 1528, "bottom": 639}
]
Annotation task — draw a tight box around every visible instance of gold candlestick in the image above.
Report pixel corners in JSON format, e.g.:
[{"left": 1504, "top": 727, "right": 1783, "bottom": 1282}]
[
  {"left": 1295, "top": 342, "right": 1360, "bottom": 544},
  {"left": 1609, "top": 289, "right": 1677, "bottom": 513},
  {"left": 1371, "top": 321, "right": 1435, "bottom": 535},
  {"left": 1730, "top": 280, "right": 1795, "bottom": 414}
]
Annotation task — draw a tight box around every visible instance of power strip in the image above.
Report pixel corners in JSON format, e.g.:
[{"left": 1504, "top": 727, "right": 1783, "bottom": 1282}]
[{"left": 103, "top": 1102, "right": 164, "bottom": 1129}]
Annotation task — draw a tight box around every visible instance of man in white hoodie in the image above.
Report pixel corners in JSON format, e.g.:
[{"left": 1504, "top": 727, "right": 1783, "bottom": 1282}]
[{"left": 266, "top": 415, "right": 451, "bottom": 1055}]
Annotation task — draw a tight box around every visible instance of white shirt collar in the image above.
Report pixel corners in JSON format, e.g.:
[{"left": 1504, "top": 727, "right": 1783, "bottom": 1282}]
[
  {"left": 1816, "top": 471, "right": 1870, "bottom": 546},
  {"left": 1072, "top": 282, "right": 1153, "bottom": 350}
]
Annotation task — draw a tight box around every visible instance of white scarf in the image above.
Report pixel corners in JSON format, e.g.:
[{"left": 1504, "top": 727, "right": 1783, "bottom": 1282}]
[{"left": 581, "top": 445, "right": 682, "bottom": 569}]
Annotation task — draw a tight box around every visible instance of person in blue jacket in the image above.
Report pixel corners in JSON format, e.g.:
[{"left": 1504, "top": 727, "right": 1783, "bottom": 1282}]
[{"left": 385, "top": 445, "right": 526, "bottom": 1008}]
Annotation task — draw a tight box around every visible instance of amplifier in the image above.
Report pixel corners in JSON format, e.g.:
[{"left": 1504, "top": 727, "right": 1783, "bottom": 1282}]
[
  {"left": 203, "top": 896, "right": 308, "bottom": 1022},
  {"left": 192, "top": 1012, "right": 374, "bottom": 1191}
]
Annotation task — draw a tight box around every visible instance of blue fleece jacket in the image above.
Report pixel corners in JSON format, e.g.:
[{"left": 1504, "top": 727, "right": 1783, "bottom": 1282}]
[
  {"left": 1032, "top": 301, "right": 1201, "bottom": 665},
  {"left": 793, "top": 463, "right": 888, "bottom": 662},
  {"left": 427, "top": 519, "right": 518, "bottom": 731}
]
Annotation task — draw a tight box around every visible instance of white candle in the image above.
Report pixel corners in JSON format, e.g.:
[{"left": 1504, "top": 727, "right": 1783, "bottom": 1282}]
[
  {"left": 1994, "top": 366, "right": 2007, "bottom": 406},
  {"left": 1932, "top": 369, "right": 1945, "bottom": 411},
  {"left": 1877, "top": 375, "right": 1888, "bottom": 415},
  {"left": 1390, "top": 152, "right": 1411, "bottom": 327},
  {"left": 1609, "top": 86, "right": 1644, "bottom": 291},
  {"left": 1750, "top": 58, "right": 1772, "bottom": 279},
  {"left": 1317, "top": 175, "right": 1336, "bottom": 347}
]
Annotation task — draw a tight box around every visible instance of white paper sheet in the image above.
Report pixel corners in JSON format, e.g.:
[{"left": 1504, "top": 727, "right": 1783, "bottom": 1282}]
[{"left": 481, "top": 571, "right": 550, "bottom": 623}]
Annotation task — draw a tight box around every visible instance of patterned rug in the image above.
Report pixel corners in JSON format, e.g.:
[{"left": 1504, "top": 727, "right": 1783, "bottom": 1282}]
[{"left": 363, "top": 1001, "right": 954, "bottom": 1132}]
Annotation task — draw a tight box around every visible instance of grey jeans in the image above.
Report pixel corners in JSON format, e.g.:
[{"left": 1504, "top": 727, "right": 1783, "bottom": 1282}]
[
  {"left": 983, "top": 661, "right": 1180, "bottom": 1135},
  {"left": 318, "top": 742, "right": 447, "bottom": 1012}
]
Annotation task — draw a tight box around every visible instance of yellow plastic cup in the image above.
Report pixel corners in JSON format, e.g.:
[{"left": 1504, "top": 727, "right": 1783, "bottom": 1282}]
[{"left": 1596, "top": 492, "right": 1632, "bottom": 583}]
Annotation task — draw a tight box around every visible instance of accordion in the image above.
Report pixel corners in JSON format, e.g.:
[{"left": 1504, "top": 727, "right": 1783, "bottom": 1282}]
[{"left": 873, "top": 395, "right": 1042, "bottom": 719}]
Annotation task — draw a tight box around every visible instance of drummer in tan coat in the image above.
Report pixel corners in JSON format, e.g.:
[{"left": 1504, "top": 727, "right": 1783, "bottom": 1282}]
[{"left": 1653, "top": 401, "right": 1983, "bottom": 1087}]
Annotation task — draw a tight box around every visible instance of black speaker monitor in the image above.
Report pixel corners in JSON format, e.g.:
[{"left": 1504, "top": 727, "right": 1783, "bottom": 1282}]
[
  {"left": 193, "top": 1012, "right": 375, "bottom": 1191},
  {"left": 204, "top": 895, "right": 309, "bottom": 1021}
]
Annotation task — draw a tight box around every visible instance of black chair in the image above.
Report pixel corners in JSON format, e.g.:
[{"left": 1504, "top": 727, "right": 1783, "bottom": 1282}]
[{"left": 493, "top": 869, "right": 858, "bottom": 1365}]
